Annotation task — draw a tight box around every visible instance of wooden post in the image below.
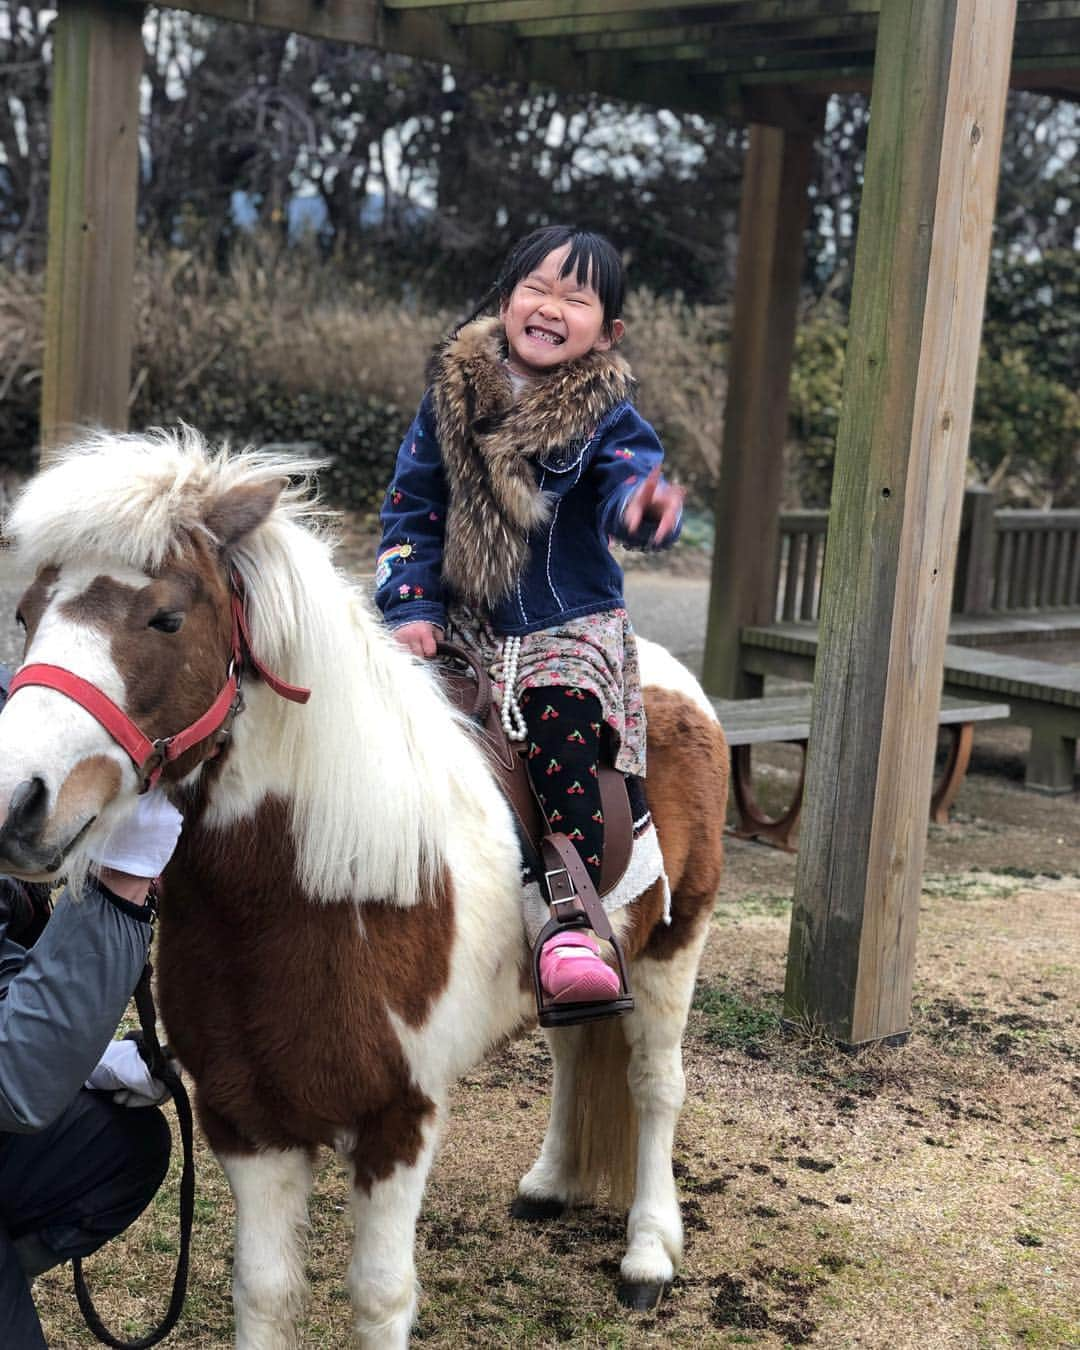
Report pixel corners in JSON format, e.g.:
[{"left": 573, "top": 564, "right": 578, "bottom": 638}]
[
  {"left": 953, "top": 485, "right": 999, "bottom": 616},
  {"left": 701, "top": 116, "right": 819, "bottom": 699},
  {"left": 40, "top": 1, "right": 145, "bottom": 459},
  {"left": 785, "top": 0, "right": 1017, "bottom": 1046}
]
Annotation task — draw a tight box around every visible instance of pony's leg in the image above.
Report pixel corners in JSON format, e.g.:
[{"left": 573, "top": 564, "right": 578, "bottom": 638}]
[
  {"left": 219, "top": 1148, "right": 314, "bottom": 1350},
  {"left": 619, "top": 922, "right": 710, "bottom": 1306},
  {"left": 345, "top": 1105, "right": 442, "bottom": 1349},
  {"left": 513, "top": 1024, "right": 587, "bottom": 1216}
]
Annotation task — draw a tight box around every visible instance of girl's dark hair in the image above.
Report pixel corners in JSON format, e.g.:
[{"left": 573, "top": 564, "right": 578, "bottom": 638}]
[{"left": 457, "top": 227, "right": 626, "bottom": 336}]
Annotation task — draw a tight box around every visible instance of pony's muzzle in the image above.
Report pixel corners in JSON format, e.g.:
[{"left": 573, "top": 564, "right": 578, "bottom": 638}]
[{"left": 0, "top": 776, "right": 65, "bottom": 875}]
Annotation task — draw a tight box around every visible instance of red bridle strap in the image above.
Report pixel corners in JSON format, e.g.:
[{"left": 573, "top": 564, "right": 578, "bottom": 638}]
[
  {"left": 8, "top": 664, "right": 164, "bottom": 778},
  {"left": 229, "top": 592, "right": 311, "bottom": 705},
  {"left": 7, "top": 661, "right": 241, "bottom": 792},
  {"left": 7, "top": 585, "right": 310, "bottom": 791}
]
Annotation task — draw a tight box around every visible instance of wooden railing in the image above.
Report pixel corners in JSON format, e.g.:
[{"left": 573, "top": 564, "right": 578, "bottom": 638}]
[
  {"left": 774, "top": 510, "right": 828, "bottom": 622},
  {"left": 775, "top": 489, "right": 1080, "bottom": 622},
  {"left": 988, "top": 510, "right": 1080, "bottom": 613}
]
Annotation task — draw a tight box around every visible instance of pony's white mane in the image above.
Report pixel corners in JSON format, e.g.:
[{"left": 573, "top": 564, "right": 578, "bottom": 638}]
[
  {"left": 7, "top": 425, "right": 324, "bottom": 574},
  {"left": 7, "top": 426, "right": 485, "bottom": 907}
]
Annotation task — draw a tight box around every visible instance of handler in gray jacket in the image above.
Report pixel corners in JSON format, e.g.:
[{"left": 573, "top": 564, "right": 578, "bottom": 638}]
[{"left": 0, "top": 766, "right": 182, "bottom": 1348}]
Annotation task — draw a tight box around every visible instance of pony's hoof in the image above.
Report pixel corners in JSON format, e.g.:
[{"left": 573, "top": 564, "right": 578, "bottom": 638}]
[
  {"left": 617, "top": 1280, "right": 669, "bottom": 1311},
  {"left": 509, "top": 1195, "right": 565, "bottom": 1222}
]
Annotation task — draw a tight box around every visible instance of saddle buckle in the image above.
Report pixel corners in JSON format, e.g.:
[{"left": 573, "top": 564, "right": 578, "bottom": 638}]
[{"left": 544, "top": 866, "right": 582, "bottom": 918}]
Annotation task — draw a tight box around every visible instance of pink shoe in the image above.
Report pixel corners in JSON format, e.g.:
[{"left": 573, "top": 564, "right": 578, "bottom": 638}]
[{"left": 539, "top": 931, "right": 621, "bottom": 1004}]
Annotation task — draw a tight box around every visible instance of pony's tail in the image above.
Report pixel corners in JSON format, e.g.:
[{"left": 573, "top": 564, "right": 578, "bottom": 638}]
[{"left": 569, "top": 1019, "right": 638, "bottom": 1210}]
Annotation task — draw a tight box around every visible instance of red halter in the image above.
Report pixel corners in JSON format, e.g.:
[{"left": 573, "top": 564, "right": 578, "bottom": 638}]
[{"left": 6, "top": 578, "right": 310, "bottom": 792}]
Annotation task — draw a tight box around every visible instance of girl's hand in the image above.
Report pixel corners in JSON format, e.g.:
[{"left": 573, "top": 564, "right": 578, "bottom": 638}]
[
  {"left": 623, "top": 466, "right": 685, "bottom": 546},
  {"left": 393, "top": 621, "right": 443, "bottom": 659}
]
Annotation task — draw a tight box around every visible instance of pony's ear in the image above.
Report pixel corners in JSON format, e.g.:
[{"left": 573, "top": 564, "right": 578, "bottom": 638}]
[{"left": 203, "top": 482, "right": 281, "bottom": 551}]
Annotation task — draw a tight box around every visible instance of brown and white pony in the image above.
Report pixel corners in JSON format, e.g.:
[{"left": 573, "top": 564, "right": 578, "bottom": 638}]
[{"left": 0, "top": 429, "right": 728, "bottom": 1349}]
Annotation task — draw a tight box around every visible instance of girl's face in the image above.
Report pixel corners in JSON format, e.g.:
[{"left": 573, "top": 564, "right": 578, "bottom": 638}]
[{"left": 500, "top": 244, "right": 624, "bottom": 377}]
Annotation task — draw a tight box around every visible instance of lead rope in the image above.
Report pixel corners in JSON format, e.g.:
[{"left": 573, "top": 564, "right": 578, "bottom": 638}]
[
  {"left": 499, "top": 636, "right": 528, "bottom": 742},
  {"left": 73, "top": 887, "right": 196, "bottom": 1349}
]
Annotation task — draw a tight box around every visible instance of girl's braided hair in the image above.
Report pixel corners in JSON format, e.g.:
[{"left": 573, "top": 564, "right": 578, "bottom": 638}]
[{"left": 453, "top": 226, "right": 626, "bottom": 338}]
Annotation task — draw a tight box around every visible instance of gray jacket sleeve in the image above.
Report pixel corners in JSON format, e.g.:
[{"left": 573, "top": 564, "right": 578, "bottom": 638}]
[{"left": 0, "top": 879, "right": 152, "bottom": 1133}]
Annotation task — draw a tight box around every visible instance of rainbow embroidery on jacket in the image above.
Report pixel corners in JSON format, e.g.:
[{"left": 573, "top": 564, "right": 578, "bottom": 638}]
[{"left": 375, "top": 541, "right": 414, "bottom": 588}]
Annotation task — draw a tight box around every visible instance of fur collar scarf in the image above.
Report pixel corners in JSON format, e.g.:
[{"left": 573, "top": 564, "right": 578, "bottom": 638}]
[{"left": 431, "top": 316, "right": 635, "bottom": 612}]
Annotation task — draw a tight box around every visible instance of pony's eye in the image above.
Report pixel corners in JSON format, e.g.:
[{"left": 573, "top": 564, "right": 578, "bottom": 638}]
[{"left": 148, "top": 611, "right": 184, "bottom": 634}]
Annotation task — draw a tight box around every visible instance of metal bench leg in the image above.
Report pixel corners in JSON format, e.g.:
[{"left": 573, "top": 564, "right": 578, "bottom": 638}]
[
  {"left": 1026, "top": 730, "right": 1078, "bottom": 796},
  {"left": 930, "top": 722, "right": 972, "bottom": 824},
  {"left": 730, "top": 740, "right": 806, "bottom": 852}
]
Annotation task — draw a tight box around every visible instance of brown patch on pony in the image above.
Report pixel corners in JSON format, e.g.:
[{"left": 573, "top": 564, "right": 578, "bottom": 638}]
[
  {"left": 620, "top": 687, "right": 729, "bottom": 964},
  {"left": 54, "top": 754, "right": 123, "bottom": 828},
  {"left": 52, "top": 543, "right": 236, "bottom": 780},
  {"left": 157, "top": 791, "right": 454, "bottom": 1192},
  {"left": 15, "top": 565, "right": 60, "bottom": 645}
]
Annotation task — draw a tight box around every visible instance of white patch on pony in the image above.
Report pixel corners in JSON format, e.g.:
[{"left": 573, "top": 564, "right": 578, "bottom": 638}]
[
  {"left": 635, "top": 635, "right": 717, "bottom": 719},
  {"left": 219, "top": 1148, "right": 314, "bottom": 1349},
  {"left": 386, "top": 787, "right": 532, "bottom": 1095},
  {"left": 346, "top": 1108, "right": 442, "bottom": 1349},
  {"left": 620, "top": 925, "right": 712, "bottom": 1285}
]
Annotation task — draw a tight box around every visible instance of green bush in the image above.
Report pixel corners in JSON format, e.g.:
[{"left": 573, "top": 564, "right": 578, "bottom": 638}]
[
  {"left": 787, "top": 312, "right": 846, "bottom": 508},
  {"left": 982, "top": 249, "right": 1079, "bottom": 388},
  {"left": 970, "top": 348, "right": 1080, "bottom": 506},
  {"left": 783, "top": 250, "right": 1080, "bottom": 508},
  {"left": 139, "top": 381, "right": 404, "bottom": 513}
]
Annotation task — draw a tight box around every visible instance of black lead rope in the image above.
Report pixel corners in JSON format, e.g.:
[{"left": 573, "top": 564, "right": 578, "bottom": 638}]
[{"left": 72, "top": 959, "right": 196, "bottom": 1348}]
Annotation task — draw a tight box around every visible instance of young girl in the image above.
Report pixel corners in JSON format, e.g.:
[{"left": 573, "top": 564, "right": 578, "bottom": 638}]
[{"left": 374, "top": 226, "right": 683, "bottom": 1012}]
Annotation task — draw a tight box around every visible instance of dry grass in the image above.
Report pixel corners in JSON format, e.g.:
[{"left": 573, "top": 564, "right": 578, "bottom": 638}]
[
  {"left": 33, "top": 756, "right": 1079, "bottom": 1349},
  {"left": 126, "top": 247, "right": 452, "bottom": 412},
  {"left": 1, "top": 247, "right": 726, "bottom": 489}
]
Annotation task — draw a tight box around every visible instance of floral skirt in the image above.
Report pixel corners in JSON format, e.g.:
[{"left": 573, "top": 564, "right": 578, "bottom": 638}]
[{"left": 446, "top": 607, "right": 647, "bottom": 778}]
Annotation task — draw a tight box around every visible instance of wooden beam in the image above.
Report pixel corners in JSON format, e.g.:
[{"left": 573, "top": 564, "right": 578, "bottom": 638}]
[
  {"left": 116, "top": 1, "right": 734, "bottom": 113},
  {"left": 511, "top": 2, "right": 882, "bottom": 37},
  {"left": 412, "top": 0, "right": 885, "bottom": 25},
  {"left": 701, "top": 115, "right": 820, "bottom": 699},
  {"left": 575, "top": 17, "right": 879, "bottom": 53},
  {"left": 384, "top": 0, "right": 773, "bottom": 12},
  {"left": 126, "top": 3, "right": 1078, "bottom": 111},
  {"left": 785, "top": 0, "right": 1017, "bottom": 1046},
  {"left": 41, "top": 0, "right": 144, "bottom": 458}
]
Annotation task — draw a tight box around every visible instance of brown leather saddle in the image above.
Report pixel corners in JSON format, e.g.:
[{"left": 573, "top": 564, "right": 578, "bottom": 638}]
[{"left": 434, "top": 641, "right": 635, "bottom": 1026}]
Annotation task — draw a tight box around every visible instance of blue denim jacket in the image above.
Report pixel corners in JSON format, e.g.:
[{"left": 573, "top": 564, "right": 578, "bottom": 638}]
[{"left": 375, "top": 391, "right": 681, "bottom": 636}]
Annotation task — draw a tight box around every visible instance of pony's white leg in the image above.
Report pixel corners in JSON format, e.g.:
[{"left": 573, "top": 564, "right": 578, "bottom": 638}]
[
  {"left": 620, "top": 926, "right": 710, "bottom": 1299},
  {"left": 346, "top": 1106, "right": 442, "bottom": 1349},
  {"left": 515, "top": 1025, "right": 587, "bottom": 1211},
  {"left": 219, "top": 1149, "right": 314, "bottom": 1350}
]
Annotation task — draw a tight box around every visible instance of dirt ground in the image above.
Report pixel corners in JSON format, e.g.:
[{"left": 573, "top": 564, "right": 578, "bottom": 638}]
[{"left": 18, "top": 529, "right": 1080, "bottom": 1348}]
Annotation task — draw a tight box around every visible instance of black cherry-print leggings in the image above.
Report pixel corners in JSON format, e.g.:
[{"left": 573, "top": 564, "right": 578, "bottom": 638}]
[{"left": 520, "top": 686, "right": 605, "bottom": 888}]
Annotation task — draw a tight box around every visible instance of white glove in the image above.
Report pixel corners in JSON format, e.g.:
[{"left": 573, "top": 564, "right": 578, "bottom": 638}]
[
  {"left": 88, "top": 790, "right": 183, "bottom": 878},
  {"left": 85, "top": 1037, "right": 172, "bottom": 1108}
]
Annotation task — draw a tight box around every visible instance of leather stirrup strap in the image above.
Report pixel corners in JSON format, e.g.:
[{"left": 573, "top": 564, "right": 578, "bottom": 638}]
[{"left": 540, "top": 832, "right": 614, "bottom": 942}]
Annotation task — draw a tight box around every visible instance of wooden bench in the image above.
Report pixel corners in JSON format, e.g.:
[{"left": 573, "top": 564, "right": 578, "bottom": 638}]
[
  {"left": 740, "top": 621, "right": 1079, "bottom": 795},
  {"left": 711, "top": 690, "right": 1010, "bottom": 851}
]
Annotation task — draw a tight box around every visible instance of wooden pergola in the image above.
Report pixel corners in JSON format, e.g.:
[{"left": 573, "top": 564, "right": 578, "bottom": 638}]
[{"left": 42, "top": 1, "right": 1080, "bottom": 1045}]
